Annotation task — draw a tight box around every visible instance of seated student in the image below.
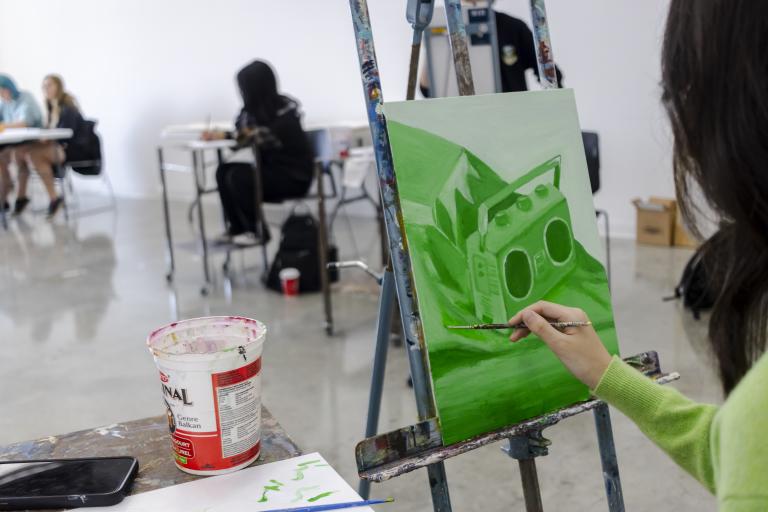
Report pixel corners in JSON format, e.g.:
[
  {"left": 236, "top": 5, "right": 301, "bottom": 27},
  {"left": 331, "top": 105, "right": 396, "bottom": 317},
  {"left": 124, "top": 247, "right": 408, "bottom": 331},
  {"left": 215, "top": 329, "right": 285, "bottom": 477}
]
[
  {"left": 0, "top": 74, "right": 43, "bottom": 212},
  {"left": 203, "top": 60, "right": 314, "bottom": 244},
  {"left": 15, "top": 75, "right": 87, "bottom": 218}
]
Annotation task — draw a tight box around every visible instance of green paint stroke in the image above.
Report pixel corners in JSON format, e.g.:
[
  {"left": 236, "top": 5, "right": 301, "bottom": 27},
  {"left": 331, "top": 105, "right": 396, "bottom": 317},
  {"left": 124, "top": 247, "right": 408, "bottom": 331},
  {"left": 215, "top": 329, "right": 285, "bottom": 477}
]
[
  {"left": 385, "top": 106, "right": 620, "bottom": 445},
  {"left": 257, "top": 479, "right": 286, "bottom": 503},
  {"left": 292, "top": 486, "right": 320, "bottom": 503},
  {"left": 307, "top": 491, "right": 338, "bottom": 503},
  {"left": 292, "top": 460, "right": 328, "bottom": 481}
]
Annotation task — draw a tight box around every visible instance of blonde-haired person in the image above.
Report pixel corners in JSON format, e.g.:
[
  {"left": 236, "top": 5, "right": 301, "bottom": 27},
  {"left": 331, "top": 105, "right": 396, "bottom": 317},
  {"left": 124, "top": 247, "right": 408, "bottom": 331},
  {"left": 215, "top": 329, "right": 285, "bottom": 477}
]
[{"left": 15, "top": 75, "right": 87, "bottom": 218}]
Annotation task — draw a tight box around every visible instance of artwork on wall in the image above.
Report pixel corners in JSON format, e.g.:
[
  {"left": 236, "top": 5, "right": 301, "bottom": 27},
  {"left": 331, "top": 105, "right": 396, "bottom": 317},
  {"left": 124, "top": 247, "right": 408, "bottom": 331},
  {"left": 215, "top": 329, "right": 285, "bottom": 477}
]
[{"left": 385, "top": 89, "right": 620, "bottom": 445}]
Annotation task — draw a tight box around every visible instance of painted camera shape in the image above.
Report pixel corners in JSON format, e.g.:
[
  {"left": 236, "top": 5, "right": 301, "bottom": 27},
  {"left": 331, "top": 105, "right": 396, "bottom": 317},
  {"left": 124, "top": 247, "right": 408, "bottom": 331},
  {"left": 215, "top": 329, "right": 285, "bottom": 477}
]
[{"left": 468, "top": 156, "right": 576, "bottom": 322}]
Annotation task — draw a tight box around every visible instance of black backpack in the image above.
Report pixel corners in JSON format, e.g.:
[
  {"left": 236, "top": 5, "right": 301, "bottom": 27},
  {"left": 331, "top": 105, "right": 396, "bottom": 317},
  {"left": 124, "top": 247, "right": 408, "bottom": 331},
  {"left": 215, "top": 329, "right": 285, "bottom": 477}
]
[
  {"left": 68, "top": 119, "right": 102, "bottom": 176},
  {"left": 266, "top": 211, "right": 338, "bottom": 293},
  {"left": 664, "top": 248, "right": 716, "bottom": 319}
]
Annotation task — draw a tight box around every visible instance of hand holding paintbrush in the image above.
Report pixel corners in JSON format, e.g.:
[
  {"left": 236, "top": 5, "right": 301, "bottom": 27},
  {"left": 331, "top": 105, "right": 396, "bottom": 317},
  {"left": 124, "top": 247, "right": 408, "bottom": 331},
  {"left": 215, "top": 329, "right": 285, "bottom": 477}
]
[{"left": 505, "top": 301, "right": 612, "bottom": 389}]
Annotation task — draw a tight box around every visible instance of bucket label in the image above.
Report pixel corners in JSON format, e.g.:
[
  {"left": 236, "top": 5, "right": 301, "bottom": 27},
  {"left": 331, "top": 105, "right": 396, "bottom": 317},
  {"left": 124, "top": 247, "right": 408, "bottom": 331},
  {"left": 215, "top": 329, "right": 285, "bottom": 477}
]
[
  {"left": 213, "top": 359, "right": 262, "bottom": 459},
  {"left": 159, "top": 357, "right": 262, "bottom": 472}
]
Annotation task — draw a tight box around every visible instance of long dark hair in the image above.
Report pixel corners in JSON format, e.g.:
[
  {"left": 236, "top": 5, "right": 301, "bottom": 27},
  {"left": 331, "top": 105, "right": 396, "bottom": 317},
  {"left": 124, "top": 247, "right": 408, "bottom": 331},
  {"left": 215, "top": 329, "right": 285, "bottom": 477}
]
[
  {"left": 236, "top": 60, "right": 286, "bottom": 125},
  {"left": 662, "top": 1, "right": 768, "bottom": 394}
]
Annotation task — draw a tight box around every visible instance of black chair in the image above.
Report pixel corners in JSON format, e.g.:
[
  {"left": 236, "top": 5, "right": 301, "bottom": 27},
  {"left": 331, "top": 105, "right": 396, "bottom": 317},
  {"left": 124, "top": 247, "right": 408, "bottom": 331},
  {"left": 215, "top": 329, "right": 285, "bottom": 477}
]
[
  {"left": 582, "top": 130, "right": 611, "bottom": 287},
  {"left": 52, "top": 119, "right": 115, "bottom": 219},
  {"left": 582, "top": 131, "right": 600, "bottom": 194},
  {"left": 220, "top": 129, "right": 337, "bottom": 334}
]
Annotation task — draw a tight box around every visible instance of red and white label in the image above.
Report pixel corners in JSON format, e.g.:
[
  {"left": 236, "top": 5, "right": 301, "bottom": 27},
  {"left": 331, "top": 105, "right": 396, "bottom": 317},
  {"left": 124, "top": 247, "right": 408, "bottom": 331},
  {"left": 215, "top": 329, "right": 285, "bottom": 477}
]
[{"left": 158, "top": 358, "right": 262, "bottom": 472}]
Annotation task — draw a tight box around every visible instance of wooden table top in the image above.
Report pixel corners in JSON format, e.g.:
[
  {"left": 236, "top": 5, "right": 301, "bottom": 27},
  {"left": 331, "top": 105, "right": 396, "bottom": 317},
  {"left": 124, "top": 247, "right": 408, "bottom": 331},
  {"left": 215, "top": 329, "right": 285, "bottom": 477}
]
[{"left": 0, "top": 406, "right": 301, "bottom": 510}]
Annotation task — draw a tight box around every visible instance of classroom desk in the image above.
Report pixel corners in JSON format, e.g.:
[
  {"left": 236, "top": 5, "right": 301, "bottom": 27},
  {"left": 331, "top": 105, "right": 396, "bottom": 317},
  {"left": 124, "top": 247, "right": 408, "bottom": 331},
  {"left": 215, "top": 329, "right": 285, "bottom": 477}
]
[
  {"left": 157, "top": 121, "right": 370, "bottom": 295},
  {"left": 157, "top": 138, "right": 238, "bottom": 294},
  {"left": 0, "top": 406, "right": 301, "bottom": 511},
  {"left": 0, "top": 128, "right": 74, "bottom": 230},
  {"left": 0, "top": 128, "right": 73, "bottom": 145}
]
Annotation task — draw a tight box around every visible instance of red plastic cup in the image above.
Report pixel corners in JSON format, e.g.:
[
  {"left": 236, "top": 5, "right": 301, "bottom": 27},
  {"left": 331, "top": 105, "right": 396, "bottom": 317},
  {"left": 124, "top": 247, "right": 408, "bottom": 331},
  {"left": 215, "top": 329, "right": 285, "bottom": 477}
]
[{"left": 279, "top": 268, "right": 300, "bottom": 296}]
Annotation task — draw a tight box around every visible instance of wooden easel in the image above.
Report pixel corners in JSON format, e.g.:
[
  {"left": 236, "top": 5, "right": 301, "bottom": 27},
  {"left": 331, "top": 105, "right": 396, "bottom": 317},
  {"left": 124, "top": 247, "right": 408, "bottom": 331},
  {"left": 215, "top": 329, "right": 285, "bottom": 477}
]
[{"left": 346, "top": 1, "right": 679, "bottom": 510}]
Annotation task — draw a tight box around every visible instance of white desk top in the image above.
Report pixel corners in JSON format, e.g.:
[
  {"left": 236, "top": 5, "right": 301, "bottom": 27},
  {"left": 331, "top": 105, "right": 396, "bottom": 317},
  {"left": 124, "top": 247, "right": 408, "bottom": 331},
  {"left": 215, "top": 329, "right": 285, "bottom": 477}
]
[
  {"left": 161, "top": 122, "right": 234, "bottom": 140},
  {"left": 0, "top": 128, "right": 73, "bottom": 144},
  {"left": 160, "top": 138, "right": 238, "bottom": 150}
]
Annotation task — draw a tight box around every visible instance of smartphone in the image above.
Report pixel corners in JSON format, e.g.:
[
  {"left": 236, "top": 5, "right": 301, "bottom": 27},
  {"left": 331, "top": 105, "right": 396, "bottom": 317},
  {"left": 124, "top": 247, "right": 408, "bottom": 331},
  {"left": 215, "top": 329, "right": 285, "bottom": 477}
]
[{"left": 0, "top": 457, "right": 138, "bottom": 510}]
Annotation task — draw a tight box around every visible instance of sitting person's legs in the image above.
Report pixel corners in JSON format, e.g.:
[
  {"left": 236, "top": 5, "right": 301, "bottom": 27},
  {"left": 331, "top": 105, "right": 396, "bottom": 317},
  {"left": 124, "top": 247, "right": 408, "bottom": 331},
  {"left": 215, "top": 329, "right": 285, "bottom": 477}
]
[
  {"left": 217, "top": 162, "right": 257, "bottom": 236},
  {"left": 23, "top": 142, "right": 65, "bottom": 217},
  {"left": 0, "top": 148, "right": 13, "bottom": 208}
]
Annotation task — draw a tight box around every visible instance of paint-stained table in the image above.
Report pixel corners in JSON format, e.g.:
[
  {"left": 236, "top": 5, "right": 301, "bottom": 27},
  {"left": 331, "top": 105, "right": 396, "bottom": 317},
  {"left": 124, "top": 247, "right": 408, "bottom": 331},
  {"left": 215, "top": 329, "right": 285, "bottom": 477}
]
[{"left": 0, "top": 406, "right": 301, "bottom": 510}]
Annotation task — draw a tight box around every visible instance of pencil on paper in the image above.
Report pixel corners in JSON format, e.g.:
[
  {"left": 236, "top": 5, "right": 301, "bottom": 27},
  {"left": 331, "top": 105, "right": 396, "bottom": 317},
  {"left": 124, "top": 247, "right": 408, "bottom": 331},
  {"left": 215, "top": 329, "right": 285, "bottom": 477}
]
[{"left": 447, "top": 321, "right": 592, "bottom": 330}]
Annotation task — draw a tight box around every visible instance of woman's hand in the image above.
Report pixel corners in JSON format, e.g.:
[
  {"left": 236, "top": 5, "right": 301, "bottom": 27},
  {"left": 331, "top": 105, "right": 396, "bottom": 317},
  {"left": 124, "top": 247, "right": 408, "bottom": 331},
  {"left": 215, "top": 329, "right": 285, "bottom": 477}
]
[
  {"left": 508, "top": 301, "right": 612, "bottom": 389},
  {"left": 201, "top": 130, "right": 226, "bottom": 141}
]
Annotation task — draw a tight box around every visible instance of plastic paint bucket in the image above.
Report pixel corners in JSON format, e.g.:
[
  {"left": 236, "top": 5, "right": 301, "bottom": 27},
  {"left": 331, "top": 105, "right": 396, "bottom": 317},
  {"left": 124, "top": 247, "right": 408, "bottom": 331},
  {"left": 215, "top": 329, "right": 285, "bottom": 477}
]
[
  {"left": 147, "top": 316, "right": 266, "bottom": 476},
  {"left": 279, "top": 267, "right": 300, "bottom": 296}
]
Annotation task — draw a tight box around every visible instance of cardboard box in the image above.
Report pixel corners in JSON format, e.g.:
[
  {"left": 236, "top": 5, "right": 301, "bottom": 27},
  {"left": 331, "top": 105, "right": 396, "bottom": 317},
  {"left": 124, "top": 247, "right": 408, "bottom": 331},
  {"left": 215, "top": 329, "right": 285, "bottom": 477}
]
[
  {"left": 674, "top": 209, "right": 698, "bottom": 248},
  {"left": 633, "top": 197, "right": 676, "bottom": 246}
]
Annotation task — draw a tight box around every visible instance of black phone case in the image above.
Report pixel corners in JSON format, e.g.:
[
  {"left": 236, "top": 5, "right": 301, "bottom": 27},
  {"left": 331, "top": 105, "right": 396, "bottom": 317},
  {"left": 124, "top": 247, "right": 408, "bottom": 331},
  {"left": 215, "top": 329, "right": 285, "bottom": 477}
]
[{"left": 0, "top": 456, "right": 139, "bottom": 510}]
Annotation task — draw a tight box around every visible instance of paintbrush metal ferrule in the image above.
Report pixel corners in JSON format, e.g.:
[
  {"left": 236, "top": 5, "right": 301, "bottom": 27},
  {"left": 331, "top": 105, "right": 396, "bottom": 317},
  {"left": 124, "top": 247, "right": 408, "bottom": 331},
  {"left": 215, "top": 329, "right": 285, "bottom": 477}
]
[{"left": 447, "top": 321, "right": 592, "bottom": 330}]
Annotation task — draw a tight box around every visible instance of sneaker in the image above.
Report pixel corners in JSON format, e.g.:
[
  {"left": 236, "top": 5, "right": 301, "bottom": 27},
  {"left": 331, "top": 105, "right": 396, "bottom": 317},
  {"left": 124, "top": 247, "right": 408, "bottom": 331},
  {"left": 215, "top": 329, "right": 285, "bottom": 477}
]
[
  {"left": 47, "top": 197, "right": 64, "bottom": 219},
  {"left": 232, "top": 232, "right": 259, "bottom": 246},
  {"left": 213, "top": 232, "right": 234, "bottom": 246},
  {"left": 12, "top": 197, "right": 30, "bottom": 216}
]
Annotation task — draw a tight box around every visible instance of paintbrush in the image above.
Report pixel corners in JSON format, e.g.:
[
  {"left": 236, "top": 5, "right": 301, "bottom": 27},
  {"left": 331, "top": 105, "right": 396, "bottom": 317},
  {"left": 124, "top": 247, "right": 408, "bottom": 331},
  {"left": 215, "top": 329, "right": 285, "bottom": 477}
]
[
  {"left": 262, "top": 497, "right": 394, "bottom": 512},
  {"left": 447, "top": 321, "right": 592, "bottom": 330}
]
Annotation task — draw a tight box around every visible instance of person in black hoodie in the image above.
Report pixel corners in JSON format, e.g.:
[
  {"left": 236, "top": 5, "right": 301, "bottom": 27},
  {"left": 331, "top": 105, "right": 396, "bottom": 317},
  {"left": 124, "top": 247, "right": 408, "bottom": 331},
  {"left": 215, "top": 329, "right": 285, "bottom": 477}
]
[
  {"left": 204, "top": 60, "right": 314, "bottom": 244},
  {"left": 16, "top": 74, "right": 88, "bottom": 218}
]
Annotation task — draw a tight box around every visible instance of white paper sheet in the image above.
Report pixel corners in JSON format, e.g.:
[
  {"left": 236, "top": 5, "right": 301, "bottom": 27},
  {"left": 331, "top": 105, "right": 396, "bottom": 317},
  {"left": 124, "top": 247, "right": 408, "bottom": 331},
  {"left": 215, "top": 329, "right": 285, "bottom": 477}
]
[{"left": 90, "top": 453, "right": 374, "bottom": 512}]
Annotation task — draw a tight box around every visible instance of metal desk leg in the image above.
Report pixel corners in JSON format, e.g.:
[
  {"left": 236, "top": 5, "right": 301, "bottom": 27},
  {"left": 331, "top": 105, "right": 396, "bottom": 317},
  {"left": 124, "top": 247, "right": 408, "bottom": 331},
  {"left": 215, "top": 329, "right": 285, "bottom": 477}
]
[
  {"left": 358, "top": 268, "right": 395, "bottom": 499},
  {"left": 157, "top": 147, "right": 175, "bottom": 282},
  {"left": 315, "top": 162, "right": 334, "bottom": 336},
  {"left": 192, "top": 149, "right": 212, "bottom": 295},
  {"left": 594, "top": 403, "right": 624, "bottom": 511}
]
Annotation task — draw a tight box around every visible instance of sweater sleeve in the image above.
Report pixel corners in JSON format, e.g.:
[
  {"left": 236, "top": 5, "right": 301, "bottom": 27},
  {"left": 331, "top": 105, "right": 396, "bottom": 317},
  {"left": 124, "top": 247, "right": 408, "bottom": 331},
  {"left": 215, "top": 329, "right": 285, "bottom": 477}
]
[{"left": 593, "top": 356, "right": 718, "bottom": 493}]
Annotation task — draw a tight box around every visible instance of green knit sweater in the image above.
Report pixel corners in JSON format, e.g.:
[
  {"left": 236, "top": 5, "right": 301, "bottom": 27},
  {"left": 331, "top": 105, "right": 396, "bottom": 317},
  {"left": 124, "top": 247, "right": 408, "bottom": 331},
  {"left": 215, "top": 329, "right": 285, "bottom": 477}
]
[{"left": 594, "top": 353, "right": 768, "bottom": 510}]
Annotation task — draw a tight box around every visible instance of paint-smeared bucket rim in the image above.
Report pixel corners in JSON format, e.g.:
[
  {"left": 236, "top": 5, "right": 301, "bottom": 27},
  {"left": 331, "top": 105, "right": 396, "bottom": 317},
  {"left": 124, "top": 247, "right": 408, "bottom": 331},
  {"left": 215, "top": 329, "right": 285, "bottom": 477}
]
[{"left": 147, "top": 316, "right": 266, "bottom": 358}]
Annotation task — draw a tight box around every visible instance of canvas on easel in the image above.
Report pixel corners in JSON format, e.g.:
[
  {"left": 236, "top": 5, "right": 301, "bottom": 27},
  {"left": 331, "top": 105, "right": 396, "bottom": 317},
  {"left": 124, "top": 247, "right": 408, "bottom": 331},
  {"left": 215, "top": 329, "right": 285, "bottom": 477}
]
[{"left": 385, "top": 89, "right": 620, "bottom": 445}]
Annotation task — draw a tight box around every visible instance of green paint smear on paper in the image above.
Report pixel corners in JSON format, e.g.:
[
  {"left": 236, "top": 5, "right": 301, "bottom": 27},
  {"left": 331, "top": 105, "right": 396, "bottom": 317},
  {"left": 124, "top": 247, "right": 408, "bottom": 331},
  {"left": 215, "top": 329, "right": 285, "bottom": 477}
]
[
  {"left": 292, "top": 486, "right": 320, "bottom": 503},
  {"left": 385, "top": 97, "right": 619, "bottom": 445},
  {"left": 308, "top": 491, "right": 337, "bottom": 502},
  {"left": 257, "top": 479, "right": 285, "bottom": 503},
  {"left": 292, "top": 461, "right": 328, "bottom": 481}
]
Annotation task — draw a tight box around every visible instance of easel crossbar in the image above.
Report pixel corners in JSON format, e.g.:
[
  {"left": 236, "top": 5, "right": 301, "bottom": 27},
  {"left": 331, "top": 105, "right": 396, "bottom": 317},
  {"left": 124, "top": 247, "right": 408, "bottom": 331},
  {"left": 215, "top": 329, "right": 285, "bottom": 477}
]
[{"left": 356, "top": 351, "right": 679, "bottom": 482}]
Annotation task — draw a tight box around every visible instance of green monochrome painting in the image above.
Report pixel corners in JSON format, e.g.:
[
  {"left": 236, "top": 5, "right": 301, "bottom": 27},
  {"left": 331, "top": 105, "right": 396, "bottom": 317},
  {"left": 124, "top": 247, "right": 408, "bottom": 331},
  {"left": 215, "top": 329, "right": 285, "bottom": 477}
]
[{"left": 385, "top": 90, "right": 620, "bottom": 445}]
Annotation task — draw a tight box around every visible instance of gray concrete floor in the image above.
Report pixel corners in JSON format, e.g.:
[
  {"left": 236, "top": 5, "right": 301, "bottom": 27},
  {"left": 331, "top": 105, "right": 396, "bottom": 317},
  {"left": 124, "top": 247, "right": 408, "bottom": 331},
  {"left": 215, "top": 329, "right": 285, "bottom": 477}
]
[{"left": 0, "top": 196, "right": 720, "bottom": 511}]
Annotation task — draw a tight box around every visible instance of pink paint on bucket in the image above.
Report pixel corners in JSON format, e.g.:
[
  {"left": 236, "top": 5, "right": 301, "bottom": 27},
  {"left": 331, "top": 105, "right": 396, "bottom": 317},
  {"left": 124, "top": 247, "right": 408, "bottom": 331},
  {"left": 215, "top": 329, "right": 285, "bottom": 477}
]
[
  {"left": 147, "top": 316, "right": 266, "bottom": 476},
  {"left": 279, "top": 268, "right": 300, "bottom": 296}
]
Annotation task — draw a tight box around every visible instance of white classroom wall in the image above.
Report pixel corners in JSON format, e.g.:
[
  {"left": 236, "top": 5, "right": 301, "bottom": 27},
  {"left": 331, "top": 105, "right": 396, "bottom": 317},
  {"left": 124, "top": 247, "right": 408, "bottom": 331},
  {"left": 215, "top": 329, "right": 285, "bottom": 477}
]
[{"left": 0, "top": 0, "right": 672, "bottom": 237}]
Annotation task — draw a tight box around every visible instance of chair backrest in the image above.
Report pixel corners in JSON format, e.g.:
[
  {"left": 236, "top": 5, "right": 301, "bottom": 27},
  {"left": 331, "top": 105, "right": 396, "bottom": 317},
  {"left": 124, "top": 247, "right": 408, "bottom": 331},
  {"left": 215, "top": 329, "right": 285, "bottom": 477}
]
[
  {"left": 305, "top": 128, "right": 333, "bottom": 164},
  {"left": 68, "top": 119, "right": 103, "bottom": 176},
  {"left": 581, "top": 131, "right": 600, "bottom": 194}
]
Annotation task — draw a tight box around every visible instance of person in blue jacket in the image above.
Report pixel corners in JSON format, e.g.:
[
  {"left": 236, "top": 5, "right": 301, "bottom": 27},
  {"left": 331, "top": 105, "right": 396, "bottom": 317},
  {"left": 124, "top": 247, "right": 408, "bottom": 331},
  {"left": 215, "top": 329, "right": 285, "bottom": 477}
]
[{"left": 0, "top": 74, "right": 43, "bottom": 212}]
